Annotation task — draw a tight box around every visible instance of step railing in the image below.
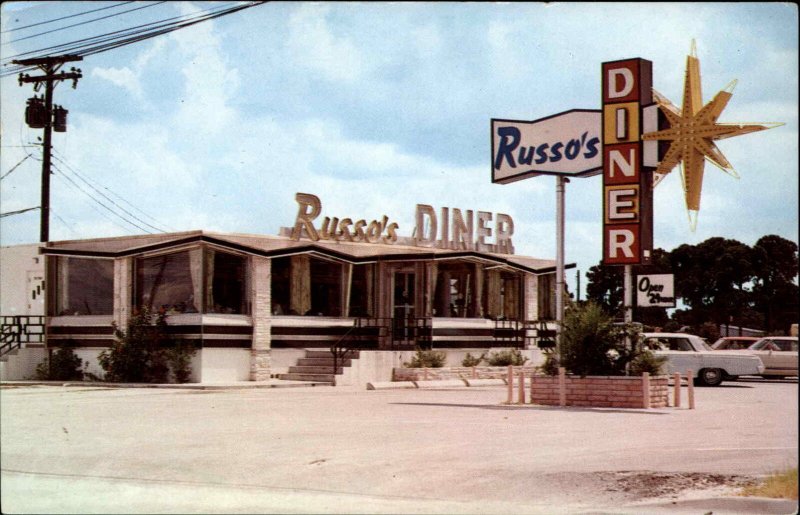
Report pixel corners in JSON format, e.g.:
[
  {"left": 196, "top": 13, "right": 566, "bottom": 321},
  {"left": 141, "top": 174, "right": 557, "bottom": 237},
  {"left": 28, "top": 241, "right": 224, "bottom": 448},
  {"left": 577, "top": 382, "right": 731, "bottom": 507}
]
[
  {"left": 330, "top": 320, "right": 362, "bottom": 385},
  {"left": 0, "top": 315, "right": 46, "bottom": 358}
]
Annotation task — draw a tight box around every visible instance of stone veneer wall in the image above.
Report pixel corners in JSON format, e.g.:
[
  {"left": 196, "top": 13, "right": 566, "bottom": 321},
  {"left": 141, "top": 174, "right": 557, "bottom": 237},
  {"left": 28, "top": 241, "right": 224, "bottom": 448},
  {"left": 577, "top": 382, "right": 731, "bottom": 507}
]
[{"left": 250, "top": 256, "right": 271, "bottom": 381}]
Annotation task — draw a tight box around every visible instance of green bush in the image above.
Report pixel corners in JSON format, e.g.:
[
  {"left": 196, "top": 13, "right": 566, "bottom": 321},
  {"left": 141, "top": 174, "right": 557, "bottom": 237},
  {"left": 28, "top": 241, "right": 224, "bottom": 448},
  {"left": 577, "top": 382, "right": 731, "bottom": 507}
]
[
  {"left": 627, "top": 349, "right": 668, "bottom": 376},
  {"left": 486, "top": 348, "right": 528, "bottom": 366},
  {"left": 558, "top": 301, "right": 665, "bottom": 377},
  {"left": 536, "top": 349, "right": 560, "bottom": 376},
  {"left": 34, "top": 344, "right": 85, "bottom": 381},
  {"left": 403, "top": 349, "right": 446, "bottom": 368},
  {"left": 99, "top": 307, "right": 196, "bottom": 383},
  {"left": 461, "top": 352, "right": 485, "bottom": 367}
]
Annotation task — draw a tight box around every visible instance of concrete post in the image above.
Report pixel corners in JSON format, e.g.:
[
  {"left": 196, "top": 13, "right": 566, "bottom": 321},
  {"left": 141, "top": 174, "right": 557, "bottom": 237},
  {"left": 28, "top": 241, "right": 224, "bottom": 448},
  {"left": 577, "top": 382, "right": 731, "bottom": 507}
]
[
  {"left": 507, "top": 365, "right": 513, "bottom": 404},
  {"left": 673, "top": 372, "right": 681, "bottom": 408},
  {"left": 517, "top": 369, "right": 525, "bottom": 405},
  {"left": 642, "top": 372, "right": 651, "bottom": 409},
  {"left": 687, "top": 370, "right": 695, "bottom": 409},
  {"left": 558, "top": 367, "right": 566, "bottom": 406}
]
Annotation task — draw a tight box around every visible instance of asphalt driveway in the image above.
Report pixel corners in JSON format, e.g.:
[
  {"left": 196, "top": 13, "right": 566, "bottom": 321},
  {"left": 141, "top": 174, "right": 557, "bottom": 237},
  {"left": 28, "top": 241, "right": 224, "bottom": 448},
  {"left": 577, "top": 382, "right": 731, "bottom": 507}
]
[{"left": 1, "top": 378, "right": 797, "bottom": 514}]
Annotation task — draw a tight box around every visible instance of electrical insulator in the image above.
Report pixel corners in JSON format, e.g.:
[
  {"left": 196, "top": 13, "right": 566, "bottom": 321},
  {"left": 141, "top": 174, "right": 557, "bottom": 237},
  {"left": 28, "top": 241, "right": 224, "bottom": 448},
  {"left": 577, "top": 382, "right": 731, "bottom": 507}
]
[
  {"left": 53, "top": 106, "right": 68, "bottom": 132},
  {"left": 25, "top": 97, "right": 47, "bottom": 129}
]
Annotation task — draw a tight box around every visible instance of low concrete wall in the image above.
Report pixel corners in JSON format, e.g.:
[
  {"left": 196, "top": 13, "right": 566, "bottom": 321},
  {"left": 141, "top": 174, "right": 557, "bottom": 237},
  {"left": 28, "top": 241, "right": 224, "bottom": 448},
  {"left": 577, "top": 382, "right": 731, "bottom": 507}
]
[
  {"left": 196, "top": 348, "right": 250, "bottom": 383},
  {"left": 393, "top": 365, "right": 537, "bottom": 382},
  {"left": 0, "top": 347, "right": 47, "bottom": 381}
]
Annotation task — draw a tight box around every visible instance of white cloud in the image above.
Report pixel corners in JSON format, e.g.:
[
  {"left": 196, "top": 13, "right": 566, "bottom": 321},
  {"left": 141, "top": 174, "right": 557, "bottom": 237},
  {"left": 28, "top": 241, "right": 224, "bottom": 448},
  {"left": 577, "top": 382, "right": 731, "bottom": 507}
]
[{"left": 287, "top": 3, "right": 364, "bottom": 83}]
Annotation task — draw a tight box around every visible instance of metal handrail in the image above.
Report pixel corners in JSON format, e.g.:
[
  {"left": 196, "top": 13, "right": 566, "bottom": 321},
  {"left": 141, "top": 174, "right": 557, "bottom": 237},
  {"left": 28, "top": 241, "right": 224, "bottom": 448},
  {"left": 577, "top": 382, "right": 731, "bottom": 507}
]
[{"left": 0, "top": 315, "right": 46, "bottom": 358}]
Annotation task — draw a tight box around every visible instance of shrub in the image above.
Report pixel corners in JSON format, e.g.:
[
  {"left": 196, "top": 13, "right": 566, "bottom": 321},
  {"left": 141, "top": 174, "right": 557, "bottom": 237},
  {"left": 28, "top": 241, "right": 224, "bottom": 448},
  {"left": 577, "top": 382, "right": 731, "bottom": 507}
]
[
  {"left": 486, "top": 348, "right": 528, "bottom": 366},
  {"left": 99, "top": 306, "right": 196, "bottom": 383},
  {"left": 461, "top": 352, "right": 485, "bottom": 367},
  {"left": 627, "top": 349, "right": 667, "bottom": 376},
  {"left": 34, "top": 344, "right": 85, "bottom": 381},
  {"left": 403, "top": 349, "right": 446, "bottom": 368},
  {"left": 536, "top": 349, "right": 560, "bottom": 376},
  {"left": 559, "top": 302, "right": 633, "bottom": 377}
]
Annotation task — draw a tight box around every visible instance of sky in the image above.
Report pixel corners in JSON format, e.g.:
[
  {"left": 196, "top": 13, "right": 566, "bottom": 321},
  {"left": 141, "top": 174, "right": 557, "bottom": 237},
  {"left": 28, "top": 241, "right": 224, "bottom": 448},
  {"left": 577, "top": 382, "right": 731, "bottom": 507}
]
[{"left": 1, "top": 2, "right": 798, "bottom": 299}]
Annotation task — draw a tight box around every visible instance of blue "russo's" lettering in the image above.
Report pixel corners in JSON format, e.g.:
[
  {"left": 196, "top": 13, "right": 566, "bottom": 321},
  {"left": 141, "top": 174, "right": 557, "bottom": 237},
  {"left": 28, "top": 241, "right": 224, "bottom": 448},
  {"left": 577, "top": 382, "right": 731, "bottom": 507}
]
[{"left": 494, "top": 127, "right": 600, "bottom": 170}]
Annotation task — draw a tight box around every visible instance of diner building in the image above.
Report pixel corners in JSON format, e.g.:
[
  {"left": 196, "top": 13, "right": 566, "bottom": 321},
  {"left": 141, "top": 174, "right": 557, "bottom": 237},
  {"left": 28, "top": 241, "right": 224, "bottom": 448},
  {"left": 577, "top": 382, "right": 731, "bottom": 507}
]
[{"left": 2, "top": 193, "right": 571, "bottom": 385}]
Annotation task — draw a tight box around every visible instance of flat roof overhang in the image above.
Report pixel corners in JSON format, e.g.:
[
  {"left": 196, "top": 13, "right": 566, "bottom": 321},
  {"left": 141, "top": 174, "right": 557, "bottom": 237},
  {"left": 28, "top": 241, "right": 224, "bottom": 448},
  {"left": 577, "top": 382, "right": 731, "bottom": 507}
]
[{"left": 39, "top": 230, "right": 574, "bottom": 275}]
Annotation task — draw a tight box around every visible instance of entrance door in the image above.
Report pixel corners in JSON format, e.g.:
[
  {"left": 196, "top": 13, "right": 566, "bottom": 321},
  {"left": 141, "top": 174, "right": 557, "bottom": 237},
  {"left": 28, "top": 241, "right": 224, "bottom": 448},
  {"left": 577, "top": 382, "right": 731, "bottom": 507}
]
[{"left": 392, "top": 271, "right": 415, "bottom": 345}]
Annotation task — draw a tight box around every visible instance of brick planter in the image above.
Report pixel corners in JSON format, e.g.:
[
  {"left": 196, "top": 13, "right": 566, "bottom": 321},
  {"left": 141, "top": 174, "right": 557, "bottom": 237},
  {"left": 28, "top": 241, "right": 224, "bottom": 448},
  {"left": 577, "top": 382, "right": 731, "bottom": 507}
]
[{"left": 530, "top": 373, "right": 669, "bottom": 409}]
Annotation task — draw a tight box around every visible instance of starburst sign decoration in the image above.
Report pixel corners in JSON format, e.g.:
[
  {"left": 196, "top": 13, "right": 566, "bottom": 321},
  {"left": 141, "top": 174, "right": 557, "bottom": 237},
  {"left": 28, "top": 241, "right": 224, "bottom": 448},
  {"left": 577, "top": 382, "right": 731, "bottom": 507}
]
[{"left": 642, "top": 41, "right": 783, "bottom": 231}]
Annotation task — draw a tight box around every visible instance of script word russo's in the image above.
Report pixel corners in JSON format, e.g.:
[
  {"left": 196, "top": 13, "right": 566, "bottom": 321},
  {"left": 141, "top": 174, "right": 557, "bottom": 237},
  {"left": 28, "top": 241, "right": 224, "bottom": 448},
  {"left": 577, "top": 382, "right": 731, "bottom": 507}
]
[
  {"left": 291, "top": 193, "right": 399, "bottom": 244},
  {"left": 494, "top": 128, "right": 600, "bottom": 170}
]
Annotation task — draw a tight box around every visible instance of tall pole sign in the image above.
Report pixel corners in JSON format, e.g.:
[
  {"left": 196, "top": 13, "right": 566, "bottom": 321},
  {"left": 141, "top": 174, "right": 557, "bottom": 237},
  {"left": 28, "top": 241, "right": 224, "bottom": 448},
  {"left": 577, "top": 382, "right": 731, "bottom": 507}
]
[{"left": 601, "top": 59, "right": 654, "bottom": 267}]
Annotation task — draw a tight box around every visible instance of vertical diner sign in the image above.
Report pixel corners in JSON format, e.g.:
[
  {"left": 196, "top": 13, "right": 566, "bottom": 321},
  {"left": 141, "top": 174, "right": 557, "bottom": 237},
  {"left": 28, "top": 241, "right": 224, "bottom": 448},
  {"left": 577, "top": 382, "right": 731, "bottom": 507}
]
[{"left": 602, "top": 59, "right": 654, "bottom": 265}]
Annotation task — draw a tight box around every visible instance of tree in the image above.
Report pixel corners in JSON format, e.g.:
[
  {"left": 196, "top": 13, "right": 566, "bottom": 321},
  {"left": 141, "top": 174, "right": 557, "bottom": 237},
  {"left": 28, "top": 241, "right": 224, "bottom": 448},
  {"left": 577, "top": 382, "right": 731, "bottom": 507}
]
[
  {"left": 751, "top": 235, "right": 799, "bottom": 333},
  {"left": 670, "top": 237, "right": 754, "bottom": 327}
]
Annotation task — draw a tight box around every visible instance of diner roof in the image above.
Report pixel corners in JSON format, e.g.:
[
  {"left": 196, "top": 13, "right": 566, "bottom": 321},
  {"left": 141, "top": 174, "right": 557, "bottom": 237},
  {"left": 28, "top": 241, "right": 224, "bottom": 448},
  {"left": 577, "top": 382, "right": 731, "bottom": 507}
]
[{"left": 40, "top": 230, "right": 573, "bottom": 275}]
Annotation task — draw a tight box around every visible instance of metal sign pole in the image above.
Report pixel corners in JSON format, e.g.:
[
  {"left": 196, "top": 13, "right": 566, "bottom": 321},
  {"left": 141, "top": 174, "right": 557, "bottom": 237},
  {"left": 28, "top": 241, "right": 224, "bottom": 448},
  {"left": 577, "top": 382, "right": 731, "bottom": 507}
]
[{"left": 555, "top": 176, "right": 567, "bottom": 342}]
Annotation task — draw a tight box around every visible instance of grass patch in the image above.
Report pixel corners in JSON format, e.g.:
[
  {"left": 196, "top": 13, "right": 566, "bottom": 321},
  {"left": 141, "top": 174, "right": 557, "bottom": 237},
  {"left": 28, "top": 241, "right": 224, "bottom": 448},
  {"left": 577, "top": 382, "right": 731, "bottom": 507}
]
[{"left": 740, "top": 468, "right": 798, "bottom": 500}]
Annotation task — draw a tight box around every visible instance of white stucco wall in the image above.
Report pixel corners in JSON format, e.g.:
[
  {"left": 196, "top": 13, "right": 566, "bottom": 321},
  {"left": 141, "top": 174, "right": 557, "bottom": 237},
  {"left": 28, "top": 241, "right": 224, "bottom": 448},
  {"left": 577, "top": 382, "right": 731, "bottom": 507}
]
[{"left": 1, "top": 244, "right": 45, "bottom": 316}]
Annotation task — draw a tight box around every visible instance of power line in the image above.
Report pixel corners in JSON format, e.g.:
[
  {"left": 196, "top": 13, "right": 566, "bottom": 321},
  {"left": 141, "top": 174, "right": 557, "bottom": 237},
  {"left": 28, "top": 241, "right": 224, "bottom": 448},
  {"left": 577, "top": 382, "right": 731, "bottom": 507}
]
[
  {"left": 1, "top": 2, "right": 265, "bottom": 76},
  {"left": 7, "top": 2, "right": 167, "bottom": 45},
  {"left": 53, "top": 171, "right": 133, "bottom": 233},
  {"left": 52, "top": 163, "right": 154, "bottom": 233},
  {"left": 51, "top": 160, "right": 166, "bottom": 233},
  {"left": 51, "top": 151, "right": 172, "bottom": 232},
  {"left": 51, "top": 208, "right": 78, "bottom": 235},
  {"left": 1, "top": 2, "right": 134, "bottom": 34},
  {"left": 1, "top": 152, "right": 35, "bottom": 181},
  {"left": 0, "top": 206, "right": 39, "bottom": 218}
]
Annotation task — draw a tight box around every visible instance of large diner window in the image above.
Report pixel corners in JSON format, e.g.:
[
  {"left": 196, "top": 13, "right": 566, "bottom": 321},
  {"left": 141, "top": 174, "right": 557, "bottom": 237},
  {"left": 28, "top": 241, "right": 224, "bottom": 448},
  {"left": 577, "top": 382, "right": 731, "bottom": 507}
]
[
  {"left": 54, "top": 257, "right": 114, "bottom": 316},
  {"left": 349, "top": 264, "right": 374, "bottom": 317},
  {"left": 433, "top": 263, "right": 476, "bottom": 318},
  {"left": 484, "top": 268, "right": 521, "bottom": 320},
  {"left": 538, "top": 273, "right": 556, "bottom": 320},
  {"left": 135, "top": 248, "right": 248, "bottom": 315},
  {"left": 310, "top": 258, "right": 343, "bottom": 316},
  {"left": 270, "top": 255, "right": 345, "bottom": 316},
  {"left": 205, "top": 249, "right": 248, "bottom": 314},
  {"left": 136, "top": 250, "right": 199, "bottom": 314}
]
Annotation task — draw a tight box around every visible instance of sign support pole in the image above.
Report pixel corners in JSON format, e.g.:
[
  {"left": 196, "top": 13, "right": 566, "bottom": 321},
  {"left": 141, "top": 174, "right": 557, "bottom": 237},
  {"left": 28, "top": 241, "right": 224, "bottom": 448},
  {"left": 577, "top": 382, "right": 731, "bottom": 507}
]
[
  {"left": 555, "top": 176, "right": 567, "bottom": 342},
  {"left": 624, "top": 264, "right": 633, "bottom": 323}
]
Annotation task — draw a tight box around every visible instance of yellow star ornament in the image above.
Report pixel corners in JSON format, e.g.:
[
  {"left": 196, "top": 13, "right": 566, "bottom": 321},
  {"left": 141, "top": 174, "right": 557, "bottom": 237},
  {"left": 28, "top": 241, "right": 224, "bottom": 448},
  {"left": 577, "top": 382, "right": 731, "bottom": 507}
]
[{"left": 642, "top": 41, "right": 783, "bottom": 231}]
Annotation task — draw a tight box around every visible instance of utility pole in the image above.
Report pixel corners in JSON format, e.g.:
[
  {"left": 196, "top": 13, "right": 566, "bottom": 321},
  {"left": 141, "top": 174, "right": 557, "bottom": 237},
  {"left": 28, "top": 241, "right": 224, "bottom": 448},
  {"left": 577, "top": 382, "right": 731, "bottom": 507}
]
[{"left": 12, "top": 55, "right": 82, "bottom": 242}]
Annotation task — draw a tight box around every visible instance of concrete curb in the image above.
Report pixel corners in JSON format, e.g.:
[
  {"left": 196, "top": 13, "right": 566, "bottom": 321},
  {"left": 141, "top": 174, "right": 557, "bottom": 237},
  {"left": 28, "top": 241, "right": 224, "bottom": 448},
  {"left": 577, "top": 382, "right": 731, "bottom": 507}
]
[
  {"left": 0, "top": 380, "right": 330, "bottom": 390},
  {"left": 626, "top": 495, "right": 799, "bottom": 514},
  {"left": 414, "top": 379, "right": 469, "bottom": 388},
  {"left": 366, "top": 381, "right": 417, "bottom": 390},
  {"left": 464, "top": 378, "right": 507, "bottom": 387}
]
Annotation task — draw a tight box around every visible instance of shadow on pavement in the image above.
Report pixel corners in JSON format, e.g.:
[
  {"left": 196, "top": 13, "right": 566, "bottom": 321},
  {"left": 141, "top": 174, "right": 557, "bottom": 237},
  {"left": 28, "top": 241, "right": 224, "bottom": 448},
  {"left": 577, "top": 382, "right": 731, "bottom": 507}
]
[{"left": 390, "top": 402, "right": 670, "bottom": 415}]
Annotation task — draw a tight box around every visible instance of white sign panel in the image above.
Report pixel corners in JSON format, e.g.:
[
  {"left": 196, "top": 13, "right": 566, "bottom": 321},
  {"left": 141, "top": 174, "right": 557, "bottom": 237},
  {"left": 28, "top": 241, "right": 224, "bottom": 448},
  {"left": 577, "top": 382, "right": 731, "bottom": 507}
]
[
  {"left": 491, "top": 109, "right": 602, "bottom": 183},
  {"left": 636, "top": 274, "right": 676, "bottom": 308}
]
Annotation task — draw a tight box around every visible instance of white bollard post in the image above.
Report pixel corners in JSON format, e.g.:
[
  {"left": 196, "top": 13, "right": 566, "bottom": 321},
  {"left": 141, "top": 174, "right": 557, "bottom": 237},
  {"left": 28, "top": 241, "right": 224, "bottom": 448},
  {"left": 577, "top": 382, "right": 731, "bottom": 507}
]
[
  {"left": 517, "top": 369, "right": 525, "bottom": 405},
  {"left": 673, "top": 372, "right": 681, "bottom": 408},
  {"left": 507, "top": 365, "right": 513, "bottom": 404},
  {"left": 642, "top": 372, "right": 651, "bottom": 409},
  {"left": 558, "top": 367, "right": 566, "bottom": 407},
  {"left": 687, "top": 369, "right": 695, "bottom": 409}
]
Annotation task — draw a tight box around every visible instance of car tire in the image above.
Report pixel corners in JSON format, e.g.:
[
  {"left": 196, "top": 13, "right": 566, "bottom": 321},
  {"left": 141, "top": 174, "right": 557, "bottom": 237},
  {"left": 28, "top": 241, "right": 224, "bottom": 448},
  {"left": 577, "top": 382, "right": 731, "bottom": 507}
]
[{"left": 696, "top": 368, "right": 724, "bottom": 386}]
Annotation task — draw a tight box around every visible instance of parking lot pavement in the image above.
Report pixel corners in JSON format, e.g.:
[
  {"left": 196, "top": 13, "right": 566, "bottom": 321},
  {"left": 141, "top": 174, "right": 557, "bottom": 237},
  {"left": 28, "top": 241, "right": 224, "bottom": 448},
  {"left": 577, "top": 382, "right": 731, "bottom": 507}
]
[{"left": 1, "top": 379, "right": 797, "bottom": 514}]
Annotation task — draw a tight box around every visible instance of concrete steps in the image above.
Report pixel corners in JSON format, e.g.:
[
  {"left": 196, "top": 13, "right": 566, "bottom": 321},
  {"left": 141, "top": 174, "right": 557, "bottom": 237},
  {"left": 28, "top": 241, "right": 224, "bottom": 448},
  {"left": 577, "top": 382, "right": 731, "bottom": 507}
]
[{"left": 278, "top": 349, "right": 360, "bottom": 383}]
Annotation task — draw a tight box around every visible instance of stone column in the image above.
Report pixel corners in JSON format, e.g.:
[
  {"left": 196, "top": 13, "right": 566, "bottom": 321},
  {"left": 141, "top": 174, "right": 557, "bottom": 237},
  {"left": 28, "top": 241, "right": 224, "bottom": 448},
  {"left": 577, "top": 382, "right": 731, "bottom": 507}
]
[
  {"left": 250, "top": 256, "right": 271, "bottom": 381},
  {"left": 113, "top": 257, "right": 133, "bottom": 330},
  {"left": 523, "top": 273, "right": 538, "bottom": 321}
]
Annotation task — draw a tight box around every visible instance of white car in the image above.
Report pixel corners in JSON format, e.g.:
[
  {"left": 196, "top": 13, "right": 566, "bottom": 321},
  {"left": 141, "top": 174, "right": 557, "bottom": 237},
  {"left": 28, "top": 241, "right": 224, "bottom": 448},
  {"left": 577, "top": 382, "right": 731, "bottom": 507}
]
[
  {"left": 641, "top": 332, "right": 765, "bottom": 386},
  {"left": 745, "top": 337, "right": 798, "bottom": 379}
]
